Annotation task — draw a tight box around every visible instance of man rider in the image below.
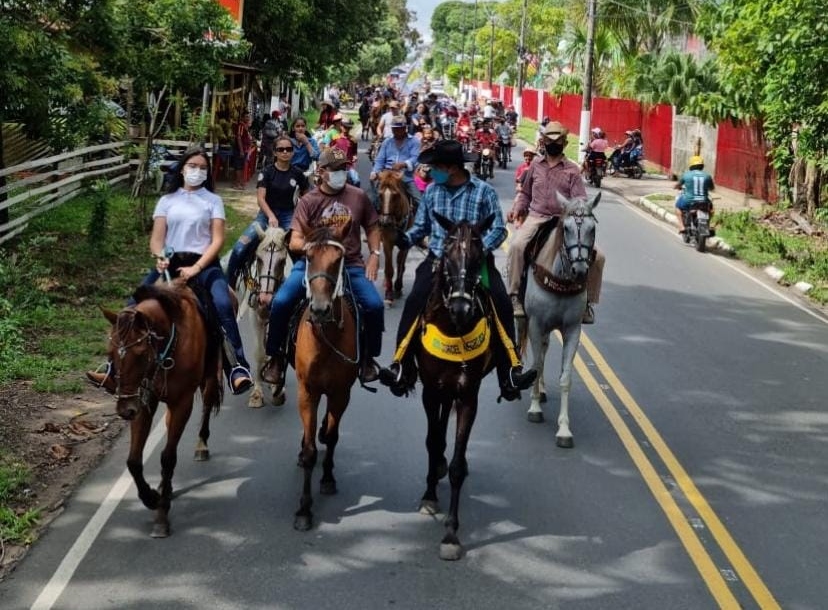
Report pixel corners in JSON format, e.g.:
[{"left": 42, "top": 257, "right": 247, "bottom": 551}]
[
  {"left": 507, "top": 121, "right": 605, "bottom": 324},
  {"left": 494, "top": 116, "right": 513, "bottom": 161},
  {"left": 675, "top": 155, "right": 715, "bottom": 234},
  {"left": 377, "top": 100, "right": 402, "bottom": 140},
  {"left": 370, "top": 114, "right": 421, "bottom": 209},
  {"left": 260, "top": 148, "right": 385, "bottom": 389},
  {"left": 377, "top": 139, "right": 537, "bottom": 401}
]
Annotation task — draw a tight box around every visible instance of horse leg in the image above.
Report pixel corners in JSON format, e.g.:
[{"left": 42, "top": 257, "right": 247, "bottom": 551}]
[
  {"left": 126, "top": 404, "right": 160, "bottom": 512},
  {"left": 556, "top": 327, "right": 582, "bottom": 449},
  {"left": 247, "top": 306, "right": 265, "bottom": 408},
  {"left": 319, "top": 390, "right": 350, "bottom": 495},
  {"left": 440, "top": 396, "right": 478, "bottom": 561},
  {"left": 527, "top": 320, "right": 550, "bottom": 423},
  {"left": 152, "top": 398, "right": 194, "bottom": 538},
  {"left": 393, "top": 247, "right": 407, "bottom": 298},
  {"left": 383, "top": 239, "right": 395, "bottom": 303},
  {"left": 295, "top": 386, "right": 319, "bottom": 531},
  {"left": 419, "top": 387, "right": 449, "bottom": 516}
]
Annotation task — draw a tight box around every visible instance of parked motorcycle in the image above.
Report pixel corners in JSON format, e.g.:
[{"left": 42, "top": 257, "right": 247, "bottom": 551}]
[
  {"left": 585, "top": 154, "right": 607, "bottom": 188},
  {"left": 682, "top": 199, "right": 715, "bottom": 252},
  {"left": 608, "top": 145, "right": 644, "bottom": 179}
]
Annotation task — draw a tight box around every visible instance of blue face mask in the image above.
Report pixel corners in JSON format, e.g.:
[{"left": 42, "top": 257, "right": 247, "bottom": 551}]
[{"left": 431, "top": 167, "right": 450, "bottom": 184}]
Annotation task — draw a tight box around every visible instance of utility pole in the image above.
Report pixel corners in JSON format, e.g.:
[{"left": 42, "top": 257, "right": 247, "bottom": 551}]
[
  {"left": 515, "top": 0, "right": 528, "bottom": 123},
  {"left": 459, "top": 9, "right": 467, "bottom": 100},
  {"left": 579, "top": 0, "right": 597, "bottom": 164},
  {"left": 487, "top": 15, "right": 495, "bottom": 89},
  {"left": 469, "top": 0, "right": 478, "bottom": 101}
]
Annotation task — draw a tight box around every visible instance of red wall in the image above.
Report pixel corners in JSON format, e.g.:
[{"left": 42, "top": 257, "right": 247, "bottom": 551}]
[{"left": 715, "top": 121, "right": 778, "bottom": 202}]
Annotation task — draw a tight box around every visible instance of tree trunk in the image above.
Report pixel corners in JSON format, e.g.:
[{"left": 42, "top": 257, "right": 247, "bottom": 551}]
[
  {"left": 804, "top": 160, "right": 819, "bottom": 218},
  {"left": 0, "top": 124, "right": 7, "bottom": 228}
]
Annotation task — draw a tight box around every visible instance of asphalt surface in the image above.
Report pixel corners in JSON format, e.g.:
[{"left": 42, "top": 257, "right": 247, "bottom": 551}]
[{"left": 2, "top": 143, "right": 828, "bottom": 610}]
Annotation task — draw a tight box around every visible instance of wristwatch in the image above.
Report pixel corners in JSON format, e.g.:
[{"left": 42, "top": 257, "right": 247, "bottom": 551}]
[{"left": 369, "top": 249, "right": 381, "bottom": 257}]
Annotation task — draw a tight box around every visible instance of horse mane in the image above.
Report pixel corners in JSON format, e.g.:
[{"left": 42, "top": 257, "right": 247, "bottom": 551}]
[
  {"left": 132, "top": 282, "right": 193, "bottom": 323},
  {"left": 258, "top": 226, "right": 287, "bottom": 252},
  {"left": 305, "top": 225, "right": 337, "bottom": 245}
]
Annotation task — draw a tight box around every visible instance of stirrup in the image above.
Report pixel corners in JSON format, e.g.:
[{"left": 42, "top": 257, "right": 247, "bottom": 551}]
[{"left": 229, "top": 365, "right": 253, "bottom": 395}]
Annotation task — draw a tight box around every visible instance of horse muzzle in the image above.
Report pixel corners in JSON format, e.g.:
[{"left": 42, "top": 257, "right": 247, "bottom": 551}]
[
  {"left": 309, "top": 300, "right": 334, "bottom": 324},
  {"left": 116, "top": 397, "right": 140, "bottom": 420}
]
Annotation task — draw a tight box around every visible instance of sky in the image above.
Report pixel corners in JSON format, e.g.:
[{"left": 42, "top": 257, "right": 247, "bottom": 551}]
[{"left": 410, "top": 0, "right": 442, "bottom": 43}]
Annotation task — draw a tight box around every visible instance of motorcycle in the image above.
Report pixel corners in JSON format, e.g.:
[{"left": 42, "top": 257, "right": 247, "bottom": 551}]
[
  {"left": 585, "top": 154, "right": 607, "bottom": 188},
  {"left": 457, "top": 124, "right": 473, "bottom": 152},
  {"left": 474, "top": 146, "right": 495, "bottom": 181},
  {"left": 439, "top": 113, "right": 456, "bottom": 140},
  {"left": 496, "top": 131, "right": 512, "bottom": 169},
  {"left": 608, "top": 145, "right": 644, "bottom": 179},
  {"left": 682, "top": 199, "right": 715, "bottom": 252}
]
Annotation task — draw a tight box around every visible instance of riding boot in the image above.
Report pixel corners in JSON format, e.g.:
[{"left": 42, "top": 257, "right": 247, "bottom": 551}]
[
  {"left": 378, "top": 354, "right": 417, "bottom": 397},
  {"left": 223, "top": 338, "right": 253, "bottom": 395},
  {"left": 360, "top": 356, "right": 381, "bottom": 383},
  {"left": 497, "top": 364, "right": 538, "bottom": 402},
  {"left": 86, "top": 361, "right": 116, "bottom": 394},
  {"left": 261, "top": 351, "right": 286, "bottom": 390}
]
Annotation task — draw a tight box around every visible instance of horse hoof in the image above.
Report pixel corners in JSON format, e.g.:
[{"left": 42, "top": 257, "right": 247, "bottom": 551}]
[
  {"left": 540, "top": 392, "right": 548, "bottom": 404},
  {"left": 320, "top": 480, "right": 337, "bottom": 495},
  {"left": 556, "top": 436, "right": 574, "bottom": 449},
  {"left": 248, "top": 398, "right": 264, "bottom": 408},
  {"left": 419, "top": 500, "right": 440, "bottom": 516},
  {"left": 150, "top": 523, "right": 170, "bottom": 538},
  {"left": 439, "top": 542, "right": 464, "bottom": 561},
  {"left": 527, "top": 411, "right": 544, "bottom": 424},
  {"left": 272, "top": 389, "right": 286, "bottom": 406},
  {"left": 384, "top": 299, "right": 394, "bottom": 308},
  {"left": 193, "top": 448, "right": 210, "bottom": 461},
  {"left": 294, "top": 515, "right": 313, "bottom": 531}
]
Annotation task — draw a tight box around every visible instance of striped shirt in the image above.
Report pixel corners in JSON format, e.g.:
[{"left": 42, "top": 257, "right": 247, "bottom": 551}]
[{"left": 407, "top": 173, "right": 507, "bottom": 257}]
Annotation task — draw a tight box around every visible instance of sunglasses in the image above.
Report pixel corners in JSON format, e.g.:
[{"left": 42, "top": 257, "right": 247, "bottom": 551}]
[{"left": 275, "top": 147, "right": 294, "bottom": 153}]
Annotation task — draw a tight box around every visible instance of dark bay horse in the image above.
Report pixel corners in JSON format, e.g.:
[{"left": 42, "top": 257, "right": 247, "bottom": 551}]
[
  {"left": 235, "top": 225, "right": 289, "bottom": 408},
  {"left": 102, "top": 281, "right": 222, "bottom": 537},
  {"left": 376, "top": 169, "right": 412, "bottom": 304},
  {"left": 518, "top": 192, "right": 600, "bottom": 448},
  {"left": 293, "top": 224, "right": 359, "bottom": 531},
  {"left": 415, "top": 212, "right": 496, "bottom": 560}
]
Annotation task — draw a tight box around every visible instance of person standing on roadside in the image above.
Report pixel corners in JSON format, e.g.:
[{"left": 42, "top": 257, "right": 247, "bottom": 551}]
[{"left": 232, "top": 111, "right": 253, "bottom": 189}]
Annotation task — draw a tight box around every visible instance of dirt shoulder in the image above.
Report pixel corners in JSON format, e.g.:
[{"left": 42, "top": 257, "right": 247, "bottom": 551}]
[{"left": 0, "top": 381, "right": 125, "bottom": 580}]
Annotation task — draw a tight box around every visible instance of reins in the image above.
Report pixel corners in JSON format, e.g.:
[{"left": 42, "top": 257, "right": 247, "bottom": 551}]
[{"left": 111, "top": 314, "right": 177, "bottom": 406}]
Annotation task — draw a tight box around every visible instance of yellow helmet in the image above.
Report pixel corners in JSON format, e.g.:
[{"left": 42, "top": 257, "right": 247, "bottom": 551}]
[{"left": 689, "top": 155, "right": 704, "bottom": 168}]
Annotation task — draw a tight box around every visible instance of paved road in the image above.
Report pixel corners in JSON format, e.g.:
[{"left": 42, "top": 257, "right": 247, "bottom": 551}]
[{"left": 2, "top": 145, "right": 827, "bottom": 610}]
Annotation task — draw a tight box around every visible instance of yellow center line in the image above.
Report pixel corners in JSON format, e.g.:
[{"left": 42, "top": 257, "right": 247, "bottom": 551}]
[{"left": 577, "top": 332, "right": 781, "bottom": 609}]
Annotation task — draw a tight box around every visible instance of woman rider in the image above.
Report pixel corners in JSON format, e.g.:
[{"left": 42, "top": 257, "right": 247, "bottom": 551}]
[
  {"left": 288, "top": 117, "right": 320, "bottom": 173},
  {"left": 87, "top": 147, "right": 254, "bottom": 395},
  {"left": 225, "top": 134, "right": 311, "bottom": 288}
]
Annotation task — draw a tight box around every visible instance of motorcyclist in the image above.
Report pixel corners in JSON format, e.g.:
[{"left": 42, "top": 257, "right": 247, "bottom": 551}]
[
  {"left": 582, "top": 127, "right": 608, "bottom": 175},
  {"left": 675, "top": 155, "right": 715, "bottom": 234},
  {"left": 616, "top": 128, "right": 643, "bottom": 170},
  {"left": 504, "top": 105, "right": 519, "bottom": 128},
  {"left": 473, "top": 119, "right": 498, "bottom": 174},
  {"left": 494, "top": 116, "right": 513, "bottom": 162}
]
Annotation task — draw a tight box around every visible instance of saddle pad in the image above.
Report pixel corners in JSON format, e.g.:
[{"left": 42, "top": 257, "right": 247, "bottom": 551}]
[{"left": 421, "top": 317, "right": 490, "bottom": 362}]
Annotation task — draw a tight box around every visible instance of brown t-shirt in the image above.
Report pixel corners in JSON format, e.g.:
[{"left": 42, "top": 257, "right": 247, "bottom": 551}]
[{"left": 291, "top": 185, "right": 378, "bottom": 267}]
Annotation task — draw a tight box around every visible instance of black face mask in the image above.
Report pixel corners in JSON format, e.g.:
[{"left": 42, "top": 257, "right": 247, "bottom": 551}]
[{"left": 545, "top": 142, "right": 565, "bottom": 156}]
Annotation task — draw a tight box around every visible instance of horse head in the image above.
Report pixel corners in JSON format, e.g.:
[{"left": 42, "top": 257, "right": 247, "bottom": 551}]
[
  {"left": 377, "top": 170, "right": 409, "bottom": 230},
  {"left": 434, "top": 211, "right": 494, "bottom": 329},
  {"left": 556, "top": 191, "right": 600, "bottom": 282},
  {"left": 304, "top": 223, "right": 348, "bottom": 324},
  {"left": 253, "top": 224, "right": 288, "bottom": 299},
  {"left": 104, "top": 287, "right": 181, "bottom": 420}
]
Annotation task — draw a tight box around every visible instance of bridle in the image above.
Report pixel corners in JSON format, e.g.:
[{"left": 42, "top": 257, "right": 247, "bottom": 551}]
[
  {"left": 378, "top": 181, "right": 410, "bottom": 230},
  {"left": 249, "top": 239, "right": 283, "bottom": 308},
  {"left": 557, "top": 207, "right": 596, "bottom": 277},
  {"left": 441, "top": 228, "right": 484, "bottom": 313},
  {"left": 110, "top": 314, "right": 177, "bottom": 406}
]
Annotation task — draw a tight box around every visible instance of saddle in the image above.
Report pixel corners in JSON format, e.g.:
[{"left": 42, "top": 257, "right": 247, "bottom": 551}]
[{"left": 521, "top": 216, "right": 588, "bottom": 297}]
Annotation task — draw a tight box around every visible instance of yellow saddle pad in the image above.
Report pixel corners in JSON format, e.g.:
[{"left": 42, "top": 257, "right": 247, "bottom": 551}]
[{"left": 421, "top": 317, "right": 490, "bottom": 362}]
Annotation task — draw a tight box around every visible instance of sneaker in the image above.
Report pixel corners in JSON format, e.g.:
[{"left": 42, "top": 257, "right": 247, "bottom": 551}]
[
  {"left": 260, "top": 355, "right": 285, "bottom": 386},
  {"left": 86, "top": 363, "right": 116, "bottom": 394},
  {"left": 511, "top": 295, "right": 525, "bottom": 318},
  {"left": 360, "top": 357, "right": 380, "bottom": 383},
  {"left": 229, "top": 365, "right": 253, "bottom": 395},
  {"left": 582, "top": 303, "right": 595, "bottom": 325}
]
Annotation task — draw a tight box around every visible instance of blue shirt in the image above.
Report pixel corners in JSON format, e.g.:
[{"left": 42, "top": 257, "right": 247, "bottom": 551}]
[
  {"left": 407, "top": 174, "right": 507, "bottom": 257},
  {"left": 372, "top": 136, "right": 420, "bottom": 183},
  {"left": 678, "top": 169, "right": 715, "bottom": 202},
  {"left": 290, "top": 135, "right": 320, "bottom": 171}
]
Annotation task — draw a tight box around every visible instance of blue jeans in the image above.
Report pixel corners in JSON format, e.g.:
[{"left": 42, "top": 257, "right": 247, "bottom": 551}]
[
  {"left": 226, "top": 210, "right": 293, "bottom": 286},
  {"left": 265, "top": 260, "right": 385, "bottom": 358}
]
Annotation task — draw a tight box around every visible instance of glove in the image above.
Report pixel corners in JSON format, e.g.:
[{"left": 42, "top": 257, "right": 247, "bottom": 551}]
[{"left": 395, "top": 229, "right": 413, "bottom": 250}]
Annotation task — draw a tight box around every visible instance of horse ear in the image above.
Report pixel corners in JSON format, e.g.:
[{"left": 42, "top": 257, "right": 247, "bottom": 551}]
[
  {"left": 555, "top": 190, "right": 570, "bottom": 210},
  {"left": 101, "top": 307, "right": 118, "bottom": 326},
  {"left": 254, "top": 223, "right": 266, "bottom": 239},
  {"left": 478, "top": 213, "right": 496, "bottom": 234},
  {"left": 591, "top": 191, "right": 601, "bottom": 209},
  {"left": 433, "top": 211, "right": 455, "bottom": 233}
]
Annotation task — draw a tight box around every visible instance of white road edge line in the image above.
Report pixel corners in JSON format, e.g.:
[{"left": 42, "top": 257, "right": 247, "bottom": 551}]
[
  {"left": 620, "top": 195, "right": 828, "bottom": 326},
  {"left": 30, "top": 419, "right": 167, "bottom": 610}
]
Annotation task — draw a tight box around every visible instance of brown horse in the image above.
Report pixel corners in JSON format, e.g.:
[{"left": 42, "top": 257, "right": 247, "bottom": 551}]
[
  {"left": 293, "top": 224, "right": 359, "bottom": 531},
  {"left": 415, "top": 212, "right": 496, "bottom": 560},
  {"left": 376, "top": 169, "right": 412, "bottom": 304},
  {"left": 102, "top": 281, "right": 222, "bottom": 538}
]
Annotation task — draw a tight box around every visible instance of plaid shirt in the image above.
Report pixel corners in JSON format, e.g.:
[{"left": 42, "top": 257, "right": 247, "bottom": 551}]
[{"left": 407, "top": 173, "right": 507, "bottom": 257}]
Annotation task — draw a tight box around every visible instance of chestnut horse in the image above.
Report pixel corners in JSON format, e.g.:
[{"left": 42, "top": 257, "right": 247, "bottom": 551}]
[
  {"left": 235, "top": 225, "right": 289, "bottom": 408},
  {"left": 102, "top": 281, "right": 222, "bottom": 538},
  {"left": 376, "top": 170, "right": 412, "bottom": 304},
  {"left": 293, "top": 224, "right": 359, "bottom": 531},
  {"left": 415, "top": 212, "right": 496, "bottom": 560}
]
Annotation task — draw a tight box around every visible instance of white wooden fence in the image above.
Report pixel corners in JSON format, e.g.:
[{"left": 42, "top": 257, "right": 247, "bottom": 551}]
[{"left": 0, "top": 139, "right": 205, "bottom": 247}]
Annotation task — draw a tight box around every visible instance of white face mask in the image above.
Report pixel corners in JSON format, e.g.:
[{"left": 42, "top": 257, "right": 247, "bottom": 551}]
[
  {"left": 326, "top": 170, "right": 347, "bottom": 190},
  {"left": 183, "top": 168, "right": 207, "bottom": 187}
]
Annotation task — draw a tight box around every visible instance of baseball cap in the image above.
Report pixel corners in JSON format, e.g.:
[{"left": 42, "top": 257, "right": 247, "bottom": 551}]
[{"left": 317, "top": 148, "right": 348, "bottom": 170}]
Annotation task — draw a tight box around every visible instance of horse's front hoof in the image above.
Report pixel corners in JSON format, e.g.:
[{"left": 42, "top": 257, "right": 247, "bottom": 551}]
[
  {"left": 294, "top": 515, "right": 313, "bottom": 531},
  {"left": 419, "top": 500, "right": 440, "bottom": 515},
  {"left": 150, "top": 523, "right": 170, "bottom": 538},
  {"left": 384, "top": 298, "right": 394, "bottom": 308},
  {"left": 527, "top": 411, "right": 544, "bottom": 423},
  {"left": 556, "top": 435, "right": 574, "bottom": 449},
  {"left": 540, "top": 392, "right": 548, "bottom": 404},
  {"left": 439, "top": 541, "right": 464, "bottom": 561},
  {"left": 248, "top": 394, "right": 264, "bottom": 408},
  {"left": 320, "top": 480, "right": 337, "bottom": 495},
  {"left": 272, "top": 389, "right": 285, "bottom": 406},
  {"left": 193, "top": 448, "right": 210, "bottom": 461}
]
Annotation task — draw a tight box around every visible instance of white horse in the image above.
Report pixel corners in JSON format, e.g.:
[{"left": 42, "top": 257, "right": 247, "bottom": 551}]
[
  {"left": 235, "top": 225, "right": 290, "bottom": 408},
  {"left": 518, "top": 192, "right": 600, "bottom": 448}
]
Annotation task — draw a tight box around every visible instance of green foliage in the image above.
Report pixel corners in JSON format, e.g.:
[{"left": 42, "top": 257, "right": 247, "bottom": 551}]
[
  {"left": 0, "top": 298, "right": 23, "bottom": 385},
  {"left": 86, "top": 180, "right": 111, "bottom": 247},
  {"left": 0, "top": 452, "right": 39, "bottom": 544},
  {"left": 632, "top": 51, "right": 720, "bottom": 118}
]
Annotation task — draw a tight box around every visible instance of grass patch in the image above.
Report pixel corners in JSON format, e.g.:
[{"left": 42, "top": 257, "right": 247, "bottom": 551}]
[
  {"left": 716, "top": 211, "right": 828, "bottom": 303},
  {"left": 0, "top": 453, "right": 39, "bottom": 545}
]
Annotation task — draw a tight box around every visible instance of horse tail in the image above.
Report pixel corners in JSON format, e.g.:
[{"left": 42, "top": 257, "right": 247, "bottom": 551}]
[{"left": 201, "top": 317, "right": 224, "bottom": 414}]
